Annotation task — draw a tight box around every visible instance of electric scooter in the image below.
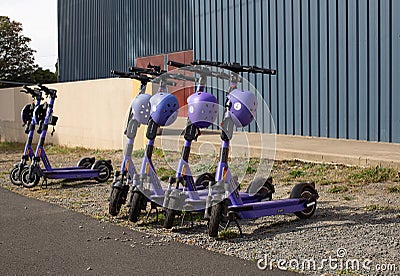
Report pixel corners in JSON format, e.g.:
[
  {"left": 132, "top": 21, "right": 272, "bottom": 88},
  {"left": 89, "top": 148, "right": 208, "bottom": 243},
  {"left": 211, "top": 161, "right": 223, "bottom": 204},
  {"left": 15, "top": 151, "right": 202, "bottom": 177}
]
[
  {"left": 9, "top": 85, "right": 43, "bottom": 185},
  {"left": 127, "top": 71, "right": 219, "bottom": 222},
  {"left": 190, "top": 60, "right": 319, "bottom": 237},
  {"left": 161, "top": 61, "right": 232, "bottom": 228},
  {"left": 126, "top": 73, "right": 183, "bottom": 222},
  {"left": 108, "top": 67, "right": 164, "bottom": 216},
  {"left": 161, "top": 61, "right": 278, "bottom": 228},
  {"left": 21, "top": 84, "right": 113, "bottom": 188}
]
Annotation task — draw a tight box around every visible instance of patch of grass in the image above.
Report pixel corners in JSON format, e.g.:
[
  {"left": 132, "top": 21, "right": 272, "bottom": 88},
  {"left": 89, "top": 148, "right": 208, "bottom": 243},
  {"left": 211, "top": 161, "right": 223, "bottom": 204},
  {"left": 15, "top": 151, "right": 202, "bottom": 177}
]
[
  {"left": 156, "top": 167, "right": 175, "bottom": 181},
  {"left": 328, "top": 185, "right": 349, "bottom": 194},
  {"left": 389, "top": 186, "right": 400, "bottom": 193},
  {"left": 348, "top": 166, "right": 398, "bottom": 184},
  {"left": 45, "top": 144, "right": 93, "bottom": 155},
  {"left": 153, "top": 148, "right": 165, "bottom": 158},
  {"left": 245, "top": 158, "right": 260, "bottom": 174},
  {"left": 0, "top": 141, "right": 24, "bottom": 152},
  {"left": 364, "top": 204, "right": 388, "bottom": 211},
  {"left": 218, "top": 229, "right": 239, "bottom": 239},
  {"left": 132, "top": 149, "right": 145, "bottom": 158},
  {"left": 79, "top": 192, "right": 89, "bottom": 198},
  {"left": 343, "top": 196, "right": 354, "bottom": 201},
  {"left": 289, "top": 169, "right": 306, "bottom": 178}
]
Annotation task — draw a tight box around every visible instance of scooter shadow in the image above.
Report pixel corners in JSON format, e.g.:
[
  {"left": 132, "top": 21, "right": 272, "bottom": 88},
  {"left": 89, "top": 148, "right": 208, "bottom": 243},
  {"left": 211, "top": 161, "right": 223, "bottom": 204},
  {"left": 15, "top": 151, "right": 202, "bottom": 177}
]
[
  {"left": 168, "top": 202, "right": 399, "bottom": 241},
  {"left": 48, "top": 179, "right": 108, "bottom": 189},
  {"left": 242, "top": 203, "right": 399, "bottom": 240}
]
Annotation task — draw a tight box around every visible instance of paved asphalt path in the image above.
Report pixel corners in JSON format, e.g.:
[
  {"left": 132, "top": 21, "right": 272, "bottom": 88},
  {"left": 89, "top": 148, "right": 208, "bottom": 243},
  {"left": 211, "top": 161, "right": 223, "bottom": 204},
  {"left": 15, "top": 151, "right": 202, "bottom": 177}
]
[{"left": 0, "top": 188, "right": 296, "bottom": 275}]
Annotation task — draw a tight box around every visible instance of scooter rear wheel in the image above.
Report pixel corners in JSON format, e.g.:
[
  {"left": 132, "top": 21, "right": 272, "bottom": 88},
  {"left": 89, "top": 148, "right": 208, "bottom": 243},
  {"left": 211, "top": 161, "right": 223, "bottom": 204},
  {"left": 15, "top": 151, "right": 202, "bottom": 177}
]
[
  {"left": 21, "top": 168, "right": 40, "bottom": 188},
  {"left": 93, "top": 160, "right": 112, "bottom": 183},
  {"left": 128, "top": 192, "right": 143, "bottom": 222},
  {"left": 163, "top": 208, "right": 176, "bottom": 229},
  {"left": 10, "top": 167, "right": 22, "bottom": 186},
  {"left": 291, "top": 186, "right": 317, "bottom": 219},
  {"left": 109, "top": 187, "right": 123, "bottom": 216}
]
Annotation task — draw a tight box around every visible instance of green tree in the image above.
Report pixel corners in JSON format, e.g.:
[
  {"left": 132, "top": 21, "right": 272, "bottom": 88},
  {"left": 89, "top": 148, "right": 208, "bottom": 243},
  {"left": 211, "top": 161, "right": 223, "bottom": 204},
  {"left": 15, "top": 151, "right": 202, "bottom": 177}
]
[
  {"left": 0, "top": 16, "right": 37, "bottom": 83},
  {"left": 30, "top": 67, "right": 57, "bottom": 84}
]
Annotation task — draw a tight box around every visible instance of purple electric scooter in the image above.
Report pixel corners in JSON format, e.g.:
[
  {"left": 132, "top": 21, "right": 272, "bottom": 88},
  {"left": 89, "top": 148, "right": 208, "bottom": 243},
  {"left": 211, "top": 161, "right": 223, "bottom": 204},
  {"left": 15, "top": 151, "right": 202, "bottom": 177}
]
[
  {"left": 108, "top": 67, "right": 164, "bottom": 216},
  {"left": 161, "top": 62, "right": 277, "bottom": 228},
  {"left": 21, "top": 84, "right": 113, "bottom": 188},
  {"left": 9, "top": 85, "right": 44, "bottom": 185},
  {"left": 190, "top": 60, "right": 319, "bottom": 237},
  {"left": 127, "top": 73, "right": 182, "bottom": 222}
]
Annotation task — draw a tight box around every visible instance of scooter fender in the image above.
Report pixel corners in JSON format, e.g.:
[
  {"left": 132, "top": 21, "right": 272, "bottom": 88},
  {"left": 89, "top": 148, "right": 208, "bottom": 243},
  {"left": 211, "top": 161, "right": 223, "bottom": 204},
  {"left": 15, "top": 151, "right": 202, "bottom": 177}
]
[
  {"left": 112, "top": 180, "right": 124, "bottom": 189},
  {"left": 290, "top": 181, "right": 319, "bottom": 200}
]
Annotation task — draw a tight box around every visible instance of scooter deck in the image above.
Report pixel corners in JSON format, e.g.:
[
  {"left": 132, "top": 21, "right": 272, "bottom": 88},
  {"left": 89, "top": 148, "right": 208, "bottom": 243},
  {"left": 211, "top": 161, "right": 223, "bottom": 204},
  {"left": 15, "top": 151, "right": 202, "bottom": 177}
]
[
  {"left": 229, "top": 198, "right": 307, "bottom": 219},
  {"left": 43, "top": 168, "right": 100, "bottom": 179}
]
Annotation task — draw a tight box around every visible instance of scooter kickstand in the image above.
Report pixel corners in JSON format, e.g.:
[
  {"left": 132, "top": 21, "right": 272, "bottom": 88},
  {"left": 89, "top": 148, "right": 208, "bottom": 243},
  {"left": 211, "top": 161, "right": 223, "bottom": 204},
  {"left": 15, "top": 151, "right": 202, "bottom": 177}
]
[
  {"left": 41, "top": 177, "right": 48, "bottom": 189},
  {"left": 226, "top": 212, "right": 243, "bottom": 237}
]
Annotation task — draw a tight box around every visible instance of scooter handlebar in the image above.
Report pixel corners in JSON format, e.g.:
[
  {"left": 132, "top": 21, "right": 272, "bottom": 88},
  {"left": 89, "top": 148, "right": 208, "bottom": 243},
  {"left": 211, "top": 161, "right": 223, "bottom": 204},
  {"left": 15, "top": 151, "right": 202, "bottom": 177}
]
[
  {"left": 167, "top": 60, "right": 191, "bottom": 68},
  {"left": 192, "top": 60, "right": 277, "bottom": 75},
  {"left": 20, "top": 85, "right": 42, "bottom": 99}
]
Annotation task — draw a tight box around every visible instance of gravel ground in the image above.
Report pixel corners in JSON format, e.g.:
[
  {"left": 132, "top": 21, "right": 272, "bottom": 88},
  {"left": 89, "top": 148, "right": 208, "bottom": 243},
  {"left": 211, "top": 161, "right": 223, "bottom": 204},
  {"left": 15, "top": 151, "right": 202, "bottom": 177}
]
[{"left": 1, "top": 144, "right": 399, "bottom": 275}]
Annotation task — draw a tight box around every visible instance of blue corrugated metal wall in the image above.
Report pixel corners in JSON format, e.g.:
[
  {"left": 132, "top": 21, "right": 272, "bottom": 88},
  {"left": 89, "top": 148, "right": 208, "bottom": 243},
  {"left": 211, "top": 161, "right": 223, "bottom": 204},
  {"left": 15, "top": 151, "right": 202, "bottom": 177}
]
[
  {"left": 193, "top": 0, "right": 400, "bottom": 143},
  {"left": 57, "top": 0, "right": 192, "bottom": 82}
]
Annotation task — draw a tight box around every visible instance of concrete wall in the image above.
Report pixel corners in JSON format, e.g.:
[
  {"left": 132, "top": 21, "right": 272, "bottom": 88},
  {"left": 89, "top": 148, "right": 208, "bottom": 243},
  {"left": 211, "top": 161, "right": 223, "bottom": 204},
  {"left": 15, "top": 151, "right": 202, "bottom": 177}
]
[{"left": 0, "top": 78, "right": 149, "bottom": 150}]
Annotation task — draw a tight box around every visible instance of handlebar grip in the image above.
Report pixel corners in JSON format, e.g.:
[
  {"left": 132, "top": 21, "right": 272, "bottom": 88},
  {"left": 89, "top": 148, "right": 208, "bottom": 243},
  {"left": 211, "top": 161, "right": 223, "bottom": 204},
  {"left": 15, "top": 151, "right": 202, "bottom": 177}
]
[
  {"left": 111, "top": 70, "right": 131, "bottom": 78},
  {"left": 191, "top": 60, "right": 222, "bottom": 67},
  {"left": 249, "top": 66, "right": 277, "bottom": 75},
  {"left": 129, "top": 66, "right": 151, "bottom": 74},
  {"left": 167, "top": 60, "right": 191, "bottom": 68}
]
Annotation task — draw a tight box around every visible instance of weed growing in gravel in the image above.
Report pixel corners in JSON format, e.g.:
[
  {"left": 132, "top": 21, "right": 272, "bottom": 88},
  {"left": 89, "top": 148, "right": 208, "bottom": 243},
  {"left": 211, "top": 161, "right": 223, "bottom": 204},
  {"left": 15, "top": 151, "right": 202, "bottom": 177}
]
[
  {"left": 364, "top": 204, "right": 389, "bottom": 211},
  {"left": 218, "top": 229, "right": 239, "bottom": 239},
  {"left": 343, "top": 196, "right": 354, "bottom": 201},
  {"left": 389, "top": 185, "right": 400, "bottom": 193},
  {"left": 153, "top": 148, "right": 165, "bottom": 158},
  {"left": 246, "top": 158, "right": 260, "bottom": 174},
  {"left": 348, "top": 166, "right": 398, "bottom": 184},
  {"left": 328, "top": 185, "right": 349, "bottom": 194},
  {"left": 289, "top": 169, "right": 306, "bottom": 178}
]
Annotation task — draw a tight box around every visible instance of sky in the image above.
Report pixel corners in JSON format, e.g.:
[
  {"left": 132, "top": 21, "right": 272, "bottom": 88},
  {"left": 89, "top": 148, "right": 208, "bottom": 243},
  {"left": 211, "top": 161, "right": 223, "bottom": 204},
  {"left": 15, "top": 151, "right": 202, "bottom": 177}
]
[{"left": 0, "top": 0, "right": 57, "bottom": 71}]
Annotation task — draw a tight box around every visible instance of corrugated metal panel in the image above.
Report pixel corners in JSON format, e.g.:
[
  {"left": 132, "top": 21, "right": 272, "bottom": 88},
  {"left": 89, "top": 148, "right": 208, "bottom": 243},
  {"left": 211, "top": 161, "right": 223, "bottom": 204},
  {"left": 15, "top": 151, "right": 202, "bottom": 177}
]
[
  {"left": 57, "top": 0, "right": 193, "bottom": 82},
  {"left": 193, "top": 0, "right": 400, "bottom": 143}
]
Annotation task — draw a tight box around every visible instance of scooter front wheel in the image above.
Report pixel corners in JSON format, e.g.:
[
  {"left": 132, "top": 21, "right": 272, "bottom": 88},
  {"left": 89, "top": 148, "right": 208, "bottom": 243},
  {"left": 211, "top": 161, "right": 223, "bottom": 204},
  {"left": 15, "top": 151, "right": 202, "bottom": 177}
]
[
  {"left": 21, "top": 168, "right": 40, "bottom": 188},
  {"left": 77, "top": 157, "right": 95, "bottom": 169},
  {"left": 128, "top": 192, "right": 143, "bottom": 222},
  {"left": 163, "top": 208, "right": 176, "bottom": 229},
  {"left": 109, "top": 187, "right": 123, "bottom": 216},
  {"left": 208, "top": 201, "right": 225, "bottom": 238},
  {"left": 10, "top": 167, "right": 22, "bottom": 186}
]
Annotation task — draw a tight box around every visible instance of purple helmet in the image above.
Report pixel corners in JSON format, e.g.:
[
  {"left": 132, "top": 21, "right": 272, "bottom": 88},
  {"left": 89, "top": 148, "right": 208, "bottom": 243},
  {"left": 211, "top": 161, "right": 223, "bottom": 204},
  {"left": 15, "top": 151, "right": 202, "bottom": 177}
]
[
  {"left": 150, "top": 93, "right": 179, "bottom": 126},
  {"left": 187, "top": 92, "right": 218, "bottom": 129},
  {"left": 131, "top": 93, "right": 151, "bottom": 124},
  {"left": 227, "top": 89, "right": 257, "bottom": 127}
]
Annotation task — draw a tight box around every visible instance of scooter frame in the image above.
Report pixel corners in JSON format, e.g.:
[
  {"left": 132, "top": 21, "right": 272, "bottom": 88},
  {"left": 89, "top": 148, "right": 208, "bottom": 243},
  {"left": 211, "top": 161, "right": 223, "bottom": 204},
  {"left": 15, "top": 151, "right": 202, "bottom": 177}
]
[
  {"left": 21, "top": 85, "right": 113, "bottom": 188},
  {"left": 108, "top": 68, "right": 164, "bottom": 216}
]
